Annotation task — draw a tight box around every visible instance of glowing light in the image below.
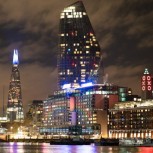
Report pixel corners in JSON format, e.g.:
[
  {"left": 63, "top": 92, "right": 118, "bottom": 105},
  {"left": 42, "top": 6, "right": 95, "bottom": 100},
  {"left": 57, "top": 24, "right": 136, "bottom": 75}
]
[
  {"left": 144, "top": 68, "right": 149, "bottom": 74},
  {"left": 81, "top": 82, "right": 93, "bottom": 87},
  {"left": 62, "top": 83, "right": 71, "bottom": 89},
  {"left": 13, "top": 49, "right": 19, "bottom": 65},
  {"left": 142, "top": 86, "right": 145, "bottom": 91},
  {"left": 141, "top": 74, "right": 152, "bottom": 91}
]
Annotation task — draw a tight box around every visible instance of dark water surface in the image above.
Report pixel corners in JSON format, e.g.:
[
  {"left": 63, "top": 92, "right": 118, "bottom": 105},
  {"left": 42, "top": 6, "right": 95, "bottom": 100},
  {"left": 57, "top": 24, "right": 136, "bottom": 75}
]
[{"left": 0, "top": 142, "right": 153, "bottom": 153}]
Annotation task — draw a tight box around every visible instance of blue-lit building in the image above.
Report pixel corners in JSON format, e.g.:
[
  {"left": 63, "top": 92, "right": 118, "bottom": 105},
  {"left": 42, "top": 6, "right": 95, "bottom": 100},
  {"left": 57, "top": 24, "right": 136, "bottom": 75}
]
[
  {"left": 41, "top": 1, "right": 104, "bottom": 137},
  {"left": 41, "top": 1, "right": 135, "bottom": 138},
  {"left": 41, "top": 83, "right": 123, "bottom": 138},
  {"left": 58, "top": 1, "right": 102, "bottom": 89}
]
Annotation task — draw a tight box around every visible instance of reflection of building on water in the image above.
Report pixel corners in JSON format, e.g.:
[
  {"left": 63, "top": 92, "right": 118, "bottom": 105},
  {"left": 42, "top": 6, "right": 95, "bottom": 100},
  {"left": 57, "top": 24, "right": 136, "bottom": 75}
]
[{"left": 119, "top": 138, "right": 151, "bottom": 146}]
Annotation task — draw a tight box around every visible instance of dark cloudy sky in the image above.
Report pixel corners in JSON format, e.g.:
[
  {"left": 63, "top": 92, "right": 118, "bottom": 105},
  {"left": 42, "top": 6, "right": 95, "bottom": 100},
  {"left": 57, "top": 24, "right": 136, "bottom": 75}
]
[{"left": 0, "top": 0, "right": 153, "bottom": 114}]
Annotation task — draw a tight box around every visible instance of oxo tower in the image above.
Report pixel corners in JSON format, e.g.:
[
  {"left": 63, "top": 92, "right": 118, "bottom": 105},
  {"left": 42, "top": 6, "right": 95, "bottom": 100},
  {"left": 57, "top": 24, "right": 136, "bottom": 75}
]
[{"left": 6, "top": 49, "right": 24, "bottom": 123}]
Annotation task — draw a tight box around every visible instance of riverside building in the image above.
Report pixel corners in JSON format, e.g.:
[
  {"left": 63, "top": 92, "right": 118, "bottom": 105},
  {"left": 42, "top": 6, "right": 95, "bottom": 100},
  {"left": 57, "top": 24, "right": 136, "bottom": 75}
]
[
  {"left": 108, "top": 100, "right": 153, "bottom": 139},
  {"left": 41, "top": 83, "right": 128, "bottom": 138},
  {"left": 108, "top": 68, "right": 153, "bottom": 139},
  {"left": 41, "top": 1, "right": 134, "bottom": 138},
  {"left": 6, "top": 49, "right": 24, "bottom": 123},
  {"left": 41, "top": 1, "right": 103, "bottom": 137}
]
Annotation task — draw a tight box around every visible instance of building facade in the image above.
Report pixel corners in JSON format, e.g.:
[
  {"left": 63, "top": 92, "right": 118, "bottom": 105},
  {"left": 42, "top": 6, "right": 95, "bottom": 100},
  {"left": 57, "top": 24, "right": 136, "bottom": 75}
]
[
  {"left": 108, "top": 100, "right": 153, "bottom": 139},
  {"left": 58, "top": 1, "right": 102, "bottom": 89},
  {"left": 6, "top": 49, "right": 24, "bottom": 123},
  {"left": 41, "top": 83, "right": 119, "bottom": 138}
]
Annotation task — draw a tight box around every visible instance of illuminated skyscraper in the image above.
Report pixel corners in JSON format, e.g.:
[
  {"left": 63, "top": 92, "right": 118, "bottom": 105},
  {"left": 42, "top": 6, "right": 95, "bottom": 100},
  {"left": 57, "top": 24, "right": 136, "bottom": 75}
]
[
  {"left": 6, "top": 49, "right": 24, "bottom": 123},
  {"left": 58, "top": 1, "right": 102, "bottom": 89}
]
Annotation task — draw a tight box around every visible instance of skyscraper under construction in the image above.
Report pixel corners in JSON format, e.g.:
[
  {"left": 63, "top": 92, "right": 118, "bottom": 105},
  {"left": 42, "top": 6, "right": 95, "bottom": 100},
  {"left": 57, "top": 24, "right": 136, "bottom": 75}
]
[
  {"left": 58, "top": 1, "right": 101, "bottom": 89},
  {"left": 6, "top": 49, "right": 24, "bottom": 123}
]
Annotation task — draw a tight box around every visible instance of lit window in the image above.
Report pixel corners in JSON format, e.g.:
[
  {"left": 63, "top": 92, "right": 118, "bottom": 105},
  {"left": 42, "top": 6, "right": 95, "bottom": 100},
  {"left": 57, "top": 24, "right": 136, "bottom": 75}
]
[
  {"left": 60, "top": 16, "right": 64, "bottom": 19},
  {"left": 96, "top": 52, "right": 100, "bottom": 54}
]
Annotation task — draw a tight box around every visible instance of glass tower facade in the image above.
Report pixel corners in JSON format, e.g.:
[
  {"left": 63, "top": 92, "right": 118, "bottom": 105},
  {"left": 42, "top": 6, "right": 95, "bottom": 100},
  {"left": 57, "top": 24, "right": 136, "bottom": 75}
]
[
  {"left": 6, "top": 49, "right": 24, "bottom": 123},
  {"left": 58, "top": 1, "right": 101, "bottom": 89}
]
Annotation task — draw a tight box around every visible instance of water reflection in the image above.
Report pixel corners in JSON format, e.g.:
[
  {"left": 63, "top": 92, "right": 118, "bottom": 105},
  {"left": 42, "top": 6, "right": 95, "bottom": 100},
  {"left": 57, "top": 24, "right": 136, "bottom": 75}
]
[{"left": 0, "top": 143, "right": 153, "bottom": 153}]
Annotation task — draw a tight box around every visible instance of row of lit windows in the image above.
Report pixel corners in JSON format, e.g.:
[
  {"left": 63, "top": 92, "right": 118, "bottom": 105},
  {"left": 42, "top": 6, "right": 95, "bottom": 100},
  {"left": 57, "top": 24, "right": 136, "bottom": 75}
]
[
  {"left": 78, "top": 121, "right": 97, "bottom": 124},
  {"left": 61, "top": 11, "right": 86, "bottom": 19},
  {"left": 62, "top": 11, "right": 86, "bottom": 16},
  {"left": 111, "top": 109, "right": 153, "bottom": 114}
]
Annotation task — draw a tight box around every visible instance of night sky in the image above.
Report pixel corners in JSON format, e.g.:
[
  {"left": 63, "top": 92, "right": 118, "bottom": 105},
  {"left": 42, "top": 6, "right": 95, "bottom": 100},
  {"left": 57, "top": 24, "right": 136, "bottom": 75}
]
[{"left": 0, "top": 0, "right": 153, "bottom": 114}]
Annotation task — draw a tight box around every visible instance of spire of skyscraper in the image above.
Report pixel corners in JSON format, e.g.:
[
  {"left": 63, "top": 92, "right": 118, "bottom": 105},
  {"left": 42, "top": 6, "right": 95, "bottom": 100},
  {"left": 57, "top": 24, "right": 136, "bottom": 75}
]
[
  {"left": 58, "top": 1, "right": 102, "bottom": 89},
  {"left": 13, "top": 49, "right": 19, "bottom": 65},
  {"left": 6, "top": 49, "right": 24, "bottom": 123}
]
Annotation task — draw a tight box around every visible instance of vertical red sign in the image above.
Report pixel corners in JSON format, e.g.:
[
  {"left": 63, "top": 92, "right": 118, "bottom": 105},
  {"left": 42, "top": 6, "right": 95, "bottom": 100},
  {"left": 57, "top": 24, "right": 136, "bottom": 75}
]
[{"left": 141, "top": 75, "right": 152, "bottom": 91}]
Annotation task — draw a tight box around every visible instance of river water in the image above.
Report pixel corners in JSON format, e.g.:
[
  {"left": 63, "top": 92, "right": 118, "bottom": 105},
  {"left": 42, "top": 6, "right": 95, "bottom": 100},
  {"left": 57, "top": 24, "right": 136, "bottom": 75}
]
[{"left": 0, "top": 142, "right": 153, "bottom": 153}]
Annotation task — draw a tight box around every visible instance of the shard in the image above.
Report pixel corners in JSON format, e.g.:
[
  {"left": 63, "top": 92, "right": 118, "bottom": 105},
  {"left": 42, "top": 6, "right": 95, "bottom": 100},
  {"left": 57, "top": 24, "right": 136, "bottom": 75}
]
[{"left": 6, "top": 49, "right": 24, "bottom": 123}]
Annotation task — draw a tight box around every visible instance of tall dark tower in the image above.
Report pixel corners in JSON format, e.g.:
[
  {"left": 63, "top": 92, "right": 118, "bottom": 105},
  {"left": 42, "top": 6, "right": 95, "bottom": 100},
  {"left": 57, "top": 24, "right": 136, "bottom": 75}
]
[
  {"left": 58, "top": 1, "right": 102, "bottom": 89},
  {"left": 141, "top": 68, "right": 153, "bottom": 100},
  {"left": 6, "top": 49, "right": 24, "bottom": 123}
]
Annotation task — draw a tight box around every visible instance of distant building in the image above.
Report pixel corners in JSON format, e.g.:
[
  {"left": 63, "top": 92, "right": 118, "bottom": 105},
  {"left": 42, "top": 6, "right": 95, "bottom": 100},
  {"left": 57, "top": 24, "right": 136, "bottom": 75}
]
[
  {"left": 141, "top": 68, "right": 153, "bottom": 100},
  {"left": 58, "top": 1, "right": 102, "bottom": 89},
  {"left": 108, "top": 100, "right": 153, "bottom": 139},
  {"left": 27, "top": 100, "right": 43, "bottom": 127},
  {"left": 6, "top": 50, "right": 24, "bottom": 123},
  {"left": 26, "top": 100, "right": 43, "bottom": 136}
]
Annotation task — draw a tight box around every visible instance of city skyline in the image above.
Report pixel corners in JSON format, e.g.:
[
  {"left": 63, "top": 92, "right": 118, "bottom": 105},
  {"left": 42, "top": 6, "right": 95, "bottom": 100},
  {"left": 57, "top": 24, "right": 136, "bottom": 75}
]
[{"left": 0, "top": 0, "right": 153, "bottom": 113}]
